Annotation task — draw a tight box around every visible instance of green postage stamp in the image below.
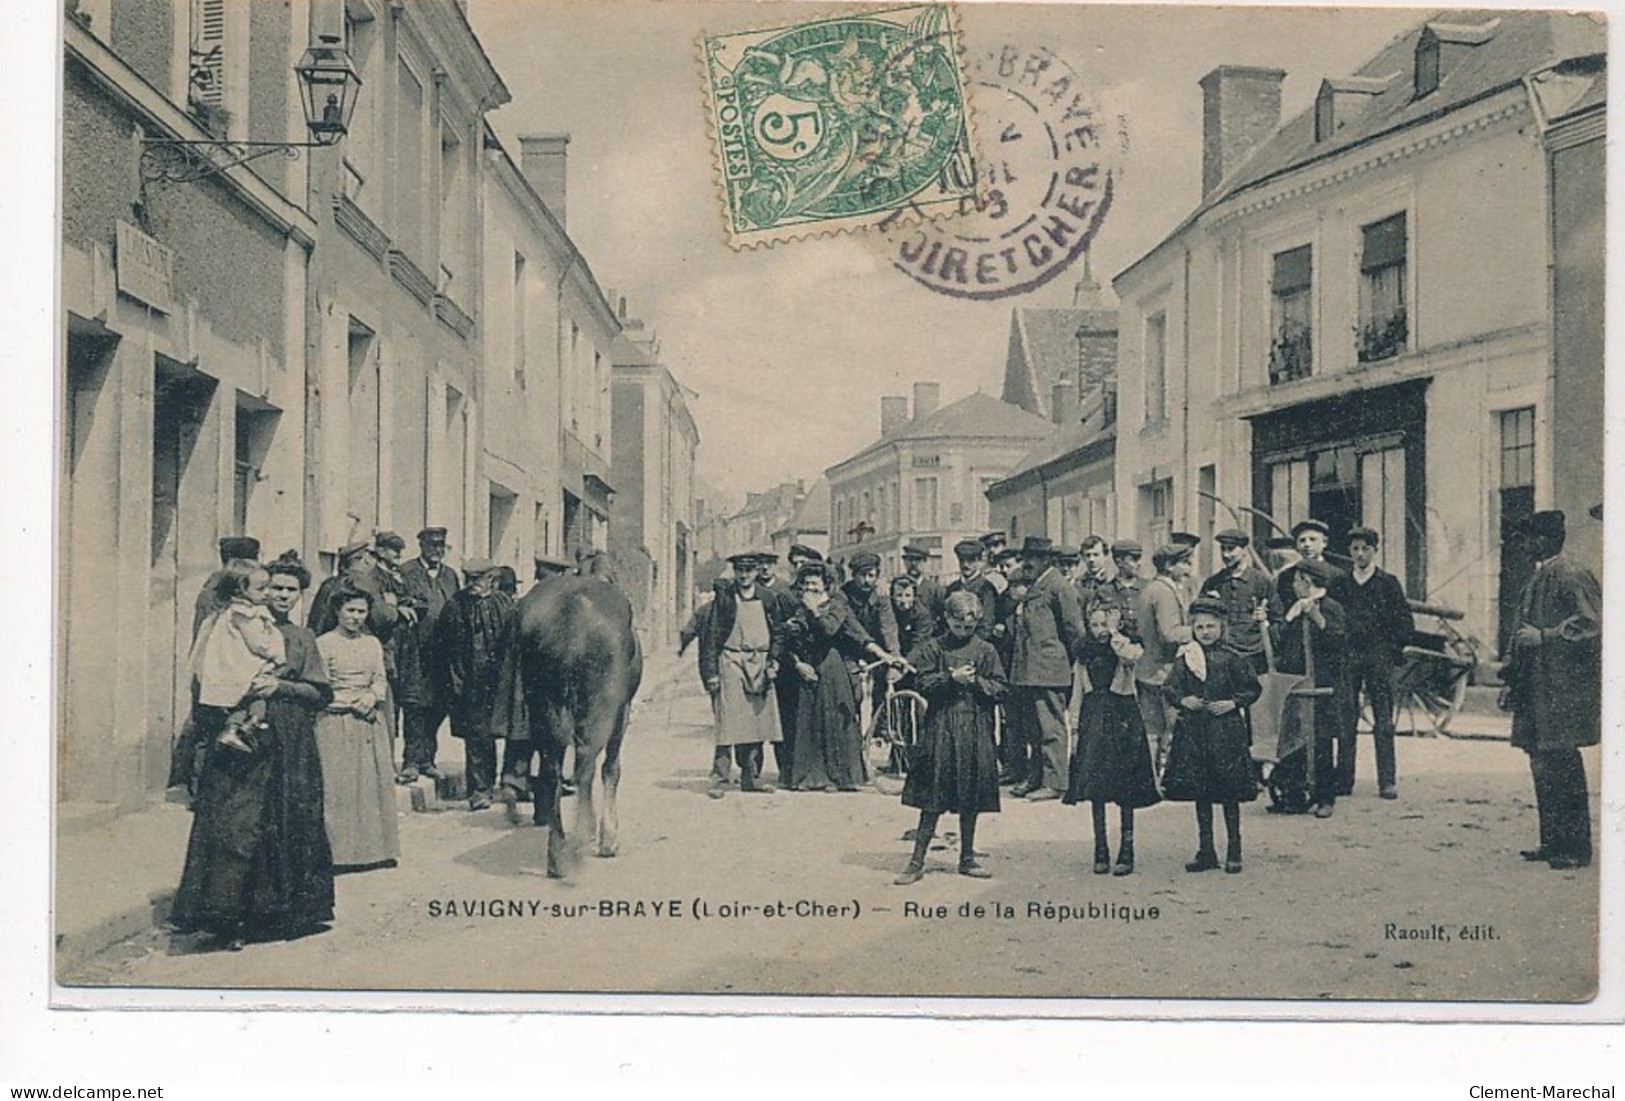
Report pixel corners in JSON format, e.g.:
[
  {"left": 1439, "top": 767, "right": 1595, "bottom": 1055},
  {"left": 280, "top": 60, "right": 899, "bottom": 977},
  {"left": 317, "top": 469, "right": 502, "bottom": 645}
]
[{"left": 702, "top": 5, "right": 978, "bottom": 248}]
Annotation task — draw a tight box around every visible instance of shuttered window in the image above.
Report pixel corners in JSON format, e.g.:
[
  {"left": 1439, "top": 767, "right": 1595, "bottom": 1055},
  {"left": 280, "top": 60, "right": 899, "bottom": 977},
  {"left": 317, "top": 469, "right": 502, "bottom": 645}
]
[{"left": 188, "top": 0, "right": 227, "bottom": 111}]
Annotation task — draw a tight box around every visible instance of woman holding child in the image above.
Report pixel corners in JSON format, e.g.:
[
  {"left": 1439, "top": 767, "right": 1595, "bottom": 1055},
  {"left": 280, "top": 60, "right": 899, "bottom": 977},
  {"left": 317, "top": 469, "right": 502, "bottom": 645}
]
[{"left": 170, "top": 553, "right": 336, "bottom": 949}]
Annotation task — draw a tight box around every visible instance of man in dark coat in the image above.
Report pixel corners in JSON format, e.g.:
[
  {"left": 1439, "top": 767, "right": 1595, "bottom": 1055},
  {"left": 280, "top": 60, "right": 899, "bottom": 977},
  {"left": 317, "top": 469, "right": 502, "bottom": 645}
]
[
  {"left": 395, "top": 527, "right": 461, "bottom": 783},
  {"left": 1074, "top": 535, "right": 1115, "bottom": 613},
  {"left": 1009, "top": 536, "right": 1086, "bottom": 800},
  {"left": 1272, "top": 557, "right": 1348, "bottom": 817},
  {"left": 1198, "top": 528, "right": 1279, "bottom": 674},
  {"left": 308, "top": 540, "right": 399, "bottom": 640},
  {"left": 1501, "top": 510, "right": 1600, "bottom": 870},
  {"left": 1105, "top": 539, "right": 1146, "bottom": 640},
  {"left": 901, "top": 542, "right": 946, "bottom": 632},
  {"left": 942, "top": 538, "right": 998, "bottom": 640},
  {"left": 430, "top": 558, "right": 514, "bottom": 809},
  {"left": 1331, "top": 525, "right": 1413, "bottom": 799},
  {"left": 842, "top": 550, "right": 901, "bottom": 724}
]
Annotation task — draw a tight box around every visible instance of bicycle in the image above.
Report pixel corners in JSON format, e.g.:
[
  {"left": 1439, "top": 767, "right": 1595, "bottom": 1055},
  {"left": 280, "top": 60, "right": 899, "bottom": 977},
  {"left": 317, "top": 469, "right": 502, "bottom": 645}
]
[{"left": 858, "top": 658, "right": 926, "bottom": 796}]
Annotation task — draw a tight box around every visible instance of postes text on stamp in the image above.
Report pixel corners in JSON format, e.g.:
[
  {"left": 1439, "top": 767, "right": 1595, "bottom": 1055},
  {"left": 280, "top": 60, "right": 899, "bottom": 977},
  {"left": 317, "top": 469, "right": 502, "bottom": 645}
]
[{"left": 702, "top": 5, "right": 978, "bottom": 249}]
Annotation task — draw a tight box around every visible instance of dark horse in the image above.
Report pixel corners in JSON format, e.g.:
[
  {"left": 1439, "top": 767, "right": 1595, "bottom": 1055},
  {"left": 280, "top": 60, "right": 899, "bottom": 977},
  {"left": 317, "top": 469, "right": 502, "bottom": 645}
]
[{"left": 496, "top": 570, "right": 642, "bottom": 878}]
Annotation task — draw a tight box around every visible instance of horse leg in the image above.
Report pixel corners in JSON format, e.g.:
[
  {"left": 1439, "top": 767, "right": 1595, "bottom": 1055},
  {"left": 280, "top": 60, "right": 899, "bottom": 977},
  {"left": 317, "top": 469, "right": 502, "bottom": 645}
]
[
  {"left": 571, "top": 727, "right": 599, "bottom": 857},
  {"left": 596, "top": 702, "right": 630, "bottom": 858}
]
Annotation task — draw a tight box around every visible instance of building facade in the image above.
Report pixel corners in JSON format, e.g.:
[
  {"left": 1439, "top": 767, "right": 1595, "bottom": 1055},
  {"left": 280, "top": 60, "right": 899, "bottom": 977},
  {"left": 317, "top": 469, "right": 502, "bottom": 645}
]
[
  {"left": 611, "top": 326, "right": 700, "bottom": 649},
  {"left": 61, "top": 3, "right": 319, "bottom": 809},
  {"left": 59, "top": 0, "right": 656, "bottom": 814},
  {"left": 827, "top": 385, "right": 1053, "bottom": 577},
  {"left": 480, "top": 127, "right": 623, "bottom": 577},
  {"left": 770, "top": 477, "right": 831, "bottom": 562},
  {"left": 1112, "top": 12, "right": 1605, "bottom": 654}
]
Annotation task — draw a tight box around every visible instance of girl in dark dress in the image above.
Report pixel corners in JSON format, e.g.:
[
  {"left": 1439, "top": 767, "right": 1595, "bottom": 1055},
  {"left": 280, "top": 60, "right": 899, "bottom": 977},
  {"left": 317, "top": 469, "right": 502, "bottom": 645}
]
[
  {"left": 895, "top": 591, "right": 1007, "bottom": 884},
  {"left": 784, "top": 566, "right": 894, "bottom": 792},
  {"left": 1064, "top": 600, "right": 1161, "bottom": 875},
  {"left": 170, "top": 552, "right": 336, "bottom": 949},
  {"left": 1162, "top": 597, "right": 1262, "bottom": 874}
]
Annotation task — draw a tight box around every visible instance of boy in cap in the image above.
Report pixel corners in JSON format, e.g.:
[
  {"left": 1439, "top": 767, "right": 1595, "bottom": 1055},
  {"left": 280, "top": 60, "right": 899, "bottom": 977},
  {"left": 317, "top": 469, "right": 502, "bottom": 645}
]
[
  {"left": 1336, "top": 526, "right": 1413, "bottom": 799},
  {"left": 1008, "top": 537, "right": 1086, "bottom": 800},
  {"left": 1501, "top": 510, "right": 1600, "bottom": 869},
  {"left": 396, "top": 527, "right": 461, "bottom": 783},
  {"left": 1133, "top": 542, "right": 1197, "bottom": 777},
  {"left": 1106, "top": 540, "right": 1146, "bottom": 639},
  {"left": 843, "top": 549, "right": 902, "bottom": 719},
  {"left": 1198, "top": 528, "right": 1278, "bottom": 674}
]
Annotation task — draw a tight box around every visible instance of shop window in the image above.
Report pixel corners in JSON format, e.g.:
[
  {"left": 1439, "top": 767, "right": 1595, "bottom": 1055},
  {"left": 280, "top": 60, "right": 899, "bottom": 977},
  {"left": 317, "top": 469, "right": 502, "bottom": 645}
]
[
  {"left": 1358, "top": 214, "right": 1408, "bottom": 363},
  {"left": 1269, "top": 245, "right": 1313, "bottom": 384}
]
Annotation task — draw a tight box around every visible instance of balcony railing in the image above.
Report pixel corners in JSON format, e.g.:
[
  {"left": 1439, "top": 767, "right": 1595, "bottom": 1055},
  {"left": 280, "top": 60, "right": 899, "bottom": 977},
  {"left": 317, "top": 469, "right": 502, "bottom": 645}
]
[
  {"left": 1357, "top": 308, "right": 1408, "bottom": 364},
  {"left": 1268, "top": 320, "right": 1313, "bottom": 385}
]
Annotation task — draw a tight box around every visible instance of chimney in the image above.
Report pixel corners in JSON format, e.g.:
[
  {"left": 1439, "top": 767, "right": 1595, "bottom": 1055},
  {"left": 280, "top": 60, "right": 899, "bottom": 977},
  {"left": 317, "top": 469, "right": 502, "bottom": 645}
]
[
  {"left": 1051, "top": 379, "right": 1078, "bottom": 426},
  {"left": 881, "top": 396, "right": 910, "bottom": 435},
  {"left": 912, "top": 381, "right": 941, "bottom": 420},
  {"left": 1199, "top": 67, "right": 1285, "bottom": 198},
  {"left": 519, "top": 133, "right": 571, "bottom": 225}
]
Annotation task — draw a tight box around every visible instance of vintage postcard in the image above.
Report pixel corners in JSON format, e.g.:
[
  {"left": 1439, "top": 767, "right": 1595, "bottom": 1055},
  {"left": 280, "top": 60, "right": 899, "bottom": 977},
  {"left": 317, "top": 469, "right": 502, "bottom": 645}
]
[{"left": 50, "top": 0, "right": 1614, "bottom": 1015}]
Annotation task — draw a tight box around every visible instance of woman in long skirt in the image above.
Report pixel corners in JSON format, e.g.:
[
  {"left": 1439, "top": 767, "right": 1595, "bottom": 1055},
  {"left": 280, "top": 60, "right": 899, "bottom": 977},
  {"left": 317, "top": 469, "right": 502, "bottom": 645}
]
[
  {"left": 895, "top": 591, "right": 1007, "bottom": 883},
  {"left": 315, "top": 588, "right": 401, "bottom": 870},
  {"left": 785, "top": 566, "right": 895, "bottom": 792},
  {"left": 170, "top": 553, "right": 335, "bottom": 949},
  {"left": 1065, "top": 600, "right": 1161, "bottom": 875}
]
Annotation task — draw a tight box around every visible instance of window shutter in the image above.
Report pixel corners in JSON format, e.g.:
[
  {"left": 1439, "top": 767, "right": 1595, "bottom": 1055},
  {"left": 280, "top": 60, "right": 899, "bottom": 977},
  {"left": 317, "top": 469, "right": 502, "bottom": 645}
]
[
  {"left": 1361, "top": 214, "right": 1407, "bottom": 272},
  {"left": 1272, "top": 245, "right": 1313, "bottom": 295},
  {"left": 189, "top": 0, "right": 227, "bottom": 109}
]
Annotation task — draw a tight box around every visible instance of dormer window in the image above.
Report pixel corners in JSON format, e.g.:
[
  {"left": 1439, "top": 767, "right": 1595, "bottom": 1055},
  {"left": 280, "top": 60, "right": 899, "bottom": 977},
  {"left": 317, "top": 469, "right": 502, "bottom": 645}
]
[
  {"left": 1316, "top": 77, "right": 1389, "bottom": 141},
  {"left": 1416, "top": 19, "right": 1501, "bottom": 99},
  {"left": 1416, "top": 33, "right": 1441, "bottom": 96}
]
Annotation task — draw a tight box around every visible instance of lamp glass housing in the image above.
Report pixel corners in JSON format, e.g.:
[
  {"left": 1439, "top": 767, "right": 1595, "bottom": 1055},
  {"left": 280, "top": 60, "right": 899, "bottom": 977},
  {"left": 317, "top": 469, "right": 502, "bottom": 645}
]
[{"left": 295, "top": 34, "right": 361, "bottom": 145}]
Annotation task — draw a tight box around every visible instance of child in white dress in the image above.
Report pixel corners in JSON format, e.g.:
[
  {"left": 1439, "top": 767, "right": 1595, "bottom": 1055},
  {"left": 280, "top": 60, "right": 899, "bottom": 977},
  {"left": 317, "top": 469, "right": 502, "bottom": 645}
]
[{"left": 190, "top": 562, "right": 284, "bottom": 753}]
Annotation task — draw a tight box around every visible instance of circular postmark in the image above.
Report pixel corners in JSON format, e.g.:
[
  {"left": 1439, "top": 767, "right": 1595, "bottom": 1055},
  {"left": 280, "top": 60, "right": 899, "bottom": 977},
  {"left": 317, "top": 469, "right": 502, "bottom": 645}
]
[{"left": 877, "top": 42, "right": 1116, "bottom": 300}]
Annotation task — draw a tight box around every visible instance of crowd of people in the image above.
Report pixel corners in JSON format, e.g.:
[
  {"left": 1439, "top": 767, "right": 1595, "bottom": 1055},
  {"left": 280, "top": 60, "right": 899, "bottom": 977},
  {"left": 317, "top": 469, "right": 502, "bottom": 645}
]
[
  {"left": 165, "top": 527, "right": 582, "bottom": 950},
  {"left": 157, "top": 502, "right": 1599, "bottom": 946},
  {"left": 687, "top": 510, "right": 1600, "bottom": 885}
]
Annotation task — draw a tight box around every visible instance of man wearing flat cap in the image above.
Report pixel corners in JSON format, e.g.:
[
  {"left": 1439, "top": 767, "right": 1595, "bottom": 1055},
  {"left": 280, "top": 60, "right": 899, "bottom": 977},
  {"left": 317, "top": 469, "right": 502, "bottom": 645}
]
[
  {"left": 1335, "top": 526, "right": 1413, "bottom": 799},
  {"left": 396, "top": 527, "right": 461, "bottom": 783},
  {"left": 1106, "top": 539, "right": 1146, "bottom": 640},
  {"left": 901, "top": 543, "right": 946, "bottom": 633},
  {"left": 309, "top": 539, "right": 399, "bottom": 642},
  {"left": 430, "top": 558, "right": 515, "bottom": 809},
  {"left": 843, "top": 549, "right": 901, "bottom": 722},
  {"left": 942, "top": 538, "right": 998, "bottom": 640},
  {"left": 1199, "top": 528, "right": 1279, "bottom": 675},
  {"left": 1009, "top": 536, "right": 1087, "bottom": 800},
  {"left": 1270, "top": 557, "right": 1349, "bottom": 816},
  {"left": 697, "top": 552, "right": 789, "bottom": 797},
  {"left": 1134, "top": 542, "right": 1197, "bottom": 777},
  {"left": 1501, "top": 510, "right": 1600, "bottom": 870},
  {"left": 1282, "top": 518, "right": 1350, "bottom": 605}
]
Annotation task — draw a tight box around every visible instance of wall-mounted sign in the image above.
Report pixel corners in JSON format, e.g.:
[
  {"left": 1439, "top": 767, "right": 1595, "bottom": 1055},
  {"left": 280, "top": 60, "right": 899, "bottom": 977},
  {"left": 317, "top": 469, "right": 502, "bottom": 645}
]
[{"left": 116, "top": 221, "right": 175, "bottom": 313}]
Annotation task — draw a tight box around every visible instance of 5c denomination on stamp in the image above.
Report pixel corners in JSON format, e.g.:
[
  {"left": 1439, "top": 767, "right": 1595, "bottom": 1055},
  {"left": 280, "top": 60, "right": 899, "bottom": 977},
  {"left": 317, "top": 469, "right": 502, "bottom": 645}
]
[{"left": 702, "top": 5, "right": 978, "bottom": 249}]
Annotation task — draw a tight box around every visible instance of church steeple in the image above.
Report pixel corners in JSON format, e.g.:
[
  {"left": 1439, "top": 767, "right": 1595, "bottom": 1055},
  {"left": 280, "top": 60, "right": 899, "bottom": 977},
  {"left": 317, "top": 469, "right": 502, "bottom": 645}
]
[{"left": 1072, "top": 248, "right": 1106, "bottom": 310}]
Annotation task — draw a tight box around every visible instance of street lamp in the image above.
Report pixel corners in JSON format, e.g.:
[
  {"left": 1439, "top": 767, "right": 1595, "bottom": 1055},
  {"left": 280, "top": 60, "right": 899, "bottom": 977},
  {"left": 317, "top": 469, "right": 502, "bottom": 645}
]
[{"left": 140, "top": 33, "right": 361, "bottom": 185}]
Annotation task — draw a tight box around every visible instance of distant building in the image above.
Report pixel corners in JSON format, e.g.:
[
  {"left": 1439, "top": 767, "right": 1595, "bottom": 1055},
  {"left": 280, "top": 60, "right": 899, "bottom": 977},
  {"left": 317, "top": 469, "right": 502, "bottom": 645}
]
[
  {"left": 694, "top": 481, "right": 807, "bottom": 579},
  {"left": 1111, "top": 11, "right": 1605, "bottom": 653},
  {"left": 826, "top": 385, "right": 1053, "bottom": 578},
  {"left": 988, "top": 269, "right": 1120, "bottom": 548},
  {"left": 771, "top": 477, "right": 832, "bottom": 563},
  {"left": 611, "top": 316, "right": 701, "bottom": 648}
]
